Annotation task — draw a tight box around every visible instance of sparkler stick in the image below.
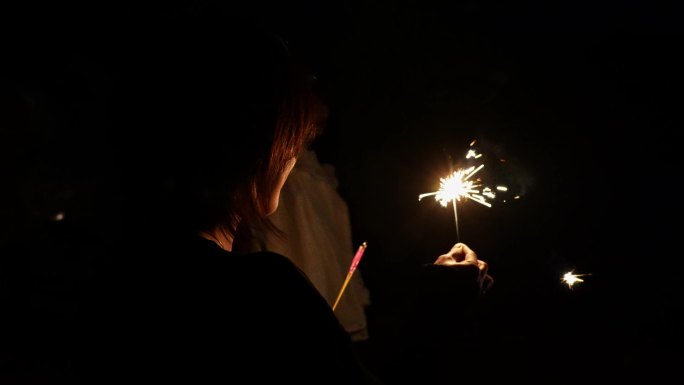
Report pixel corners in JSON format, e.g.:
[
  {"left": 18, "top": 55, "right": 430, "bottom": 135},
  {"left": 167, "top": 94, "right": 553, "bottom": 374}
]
[
  {"left": 332, "top": 242, "right": 367, "bottom": 312},
  {"left": 447, "top": 154, "right": 460, "bottom": 243},
  {"left": 452, "top": 198, "right": 459, "bottom": 242}
]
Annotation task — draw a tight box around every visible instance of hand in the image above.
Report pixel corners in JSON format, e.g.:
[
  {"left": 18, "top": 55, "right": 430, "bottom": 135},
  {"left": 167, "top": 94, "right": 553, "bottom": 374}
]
[{"left": 434, "top": 243, "right": 494, "bottom": 295}]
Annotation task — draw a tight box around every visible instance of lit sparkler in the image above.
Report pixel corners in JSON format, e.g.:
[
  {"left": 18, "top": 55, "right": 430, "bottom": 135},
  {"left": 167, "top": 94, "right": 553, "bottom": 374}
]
[
  {"left": 561, "top": 271, "right": 589, "bottom": 288},
  {"left": 419, "top": 142, "right": 503, "bottom": 241},
  {"left": 418, "top": 164, "right": 491, "bottom": 208}
]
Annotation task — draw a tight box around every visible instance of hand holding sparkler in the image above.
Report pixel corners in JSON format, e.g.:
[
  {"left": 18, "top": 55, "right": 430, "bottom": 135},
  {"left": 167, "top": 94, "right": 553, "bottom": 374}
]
[
  {"left": 433, "top": 243, "right": 494, "bottom": 295},
  {"left": 332, "top": 242, "right": 367, "bottom": 311}
]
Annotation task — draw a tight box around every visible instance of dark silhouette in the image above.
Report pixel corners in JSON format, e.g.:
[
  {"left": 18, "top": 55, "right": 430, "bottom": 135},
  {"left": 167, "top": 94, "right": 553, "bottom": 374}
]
[{"left": 2, "top": 7, "right": 492, "bottom": 385}]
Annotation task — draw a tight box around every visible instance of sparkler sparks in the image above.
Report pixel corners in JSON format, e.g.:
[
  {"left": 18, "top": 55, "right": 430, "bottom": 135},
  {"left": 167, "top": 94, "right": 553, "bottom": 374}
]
[
  {"left": 562, "top": 271, "right": 589, "bottom": 288},
  {"left": 418, "top": 142, "right": 505, "bottom": 241},
  {"left": 418, "top": 164, "right": 492, "bottom": 208}
]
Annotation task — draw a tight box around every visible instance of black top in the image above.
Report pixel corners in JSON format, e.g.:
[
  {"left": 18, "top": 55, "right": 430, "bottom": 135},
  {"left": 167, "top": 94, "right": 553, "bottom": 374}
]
[
  {"left": 82, "top": 236, "right": 380, "bottom": 384},
  {"left": 2, "top": 231, "right": 482, "bottom": 384}
]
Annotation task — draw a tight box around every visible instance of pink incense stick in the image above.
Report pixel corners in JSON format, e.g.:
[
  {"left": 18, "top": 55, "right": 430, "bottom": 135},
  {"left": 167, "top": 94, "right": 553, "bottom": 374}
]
[{"left": 332, "top": 242, "right": 367, "bottom": 311}]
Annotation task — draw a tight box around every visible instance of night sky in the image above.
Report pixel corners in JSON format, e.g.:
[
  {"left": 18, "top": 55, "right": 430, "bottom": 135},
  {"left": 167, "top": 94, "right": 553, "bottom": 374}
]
[
  {"left": 4, "top": 1, "right": 683, "bottom": 383},
  {"left": 266, "top": 1, "right": 684, "bottom": 381}
]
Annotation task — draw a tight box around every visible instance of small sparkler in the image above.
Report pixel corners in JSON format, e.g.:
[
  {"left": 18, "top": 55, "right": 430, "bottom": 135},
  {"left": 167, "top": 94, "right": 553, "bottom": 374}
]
[
  {"left": 561, "top": 271, "right": 590, "bottom": 288},
  {"left": 419, "top": 141, "right": 500, "bottom": 242},
  {"left": 332, "top": 242, "right": 367, "bottom": 311}
]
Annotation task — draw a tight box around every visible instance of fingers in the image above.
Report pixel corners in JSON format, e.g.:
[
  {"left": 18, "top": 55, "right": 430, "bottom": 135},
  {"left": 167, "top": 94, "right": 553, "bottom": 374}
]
[
  {"left": 477, "top": 259, "right": 488, "bottom": 281},
  {"left": 445, "top": 243, "right": 477, "bottom": 263},
  {"left": 435, "top": 243, "right": 478, "bottom": 266},
  {"left": 476, "top": 258, "right": 494, "bottom": 292},
  {"left": 433, "top": 248, "right": 494, "bottom": 295},
  {"left": 482, "top": 274, "right": 494, "bottom": 294},
  {"left": 434, "top": 254, "right": 456, "bottom": 266},
  {"left": 461, "top": 244, "right": 478, "bottom": 264}
]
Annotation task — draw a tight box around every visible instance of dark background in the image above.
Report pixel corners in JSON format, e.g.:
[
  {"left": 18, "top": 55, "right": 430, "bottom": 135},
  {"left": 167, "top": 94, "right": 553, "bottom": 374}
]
[
  {"left": 4, "top": 1, "right": 683, "bottom": 383},
  {"left": 272, "top": 1, "right": 683, "bottom": 382}
]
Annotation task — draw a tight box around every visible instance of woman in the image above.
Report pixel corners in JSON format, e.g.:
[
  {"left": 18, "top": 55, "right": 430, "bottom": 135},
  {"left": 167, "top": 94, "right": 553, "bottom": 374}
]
[{"left": 81, "top": 12, "right": 494, "bottom": 385}]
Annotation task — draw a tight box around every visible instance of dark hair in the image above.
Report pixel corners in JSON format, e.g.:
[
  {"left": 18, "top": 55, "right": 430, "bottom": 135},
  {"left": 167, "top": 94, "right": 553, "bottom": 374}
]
[{"left": 113, "top": 15, "right": 326, "bottom": 243}]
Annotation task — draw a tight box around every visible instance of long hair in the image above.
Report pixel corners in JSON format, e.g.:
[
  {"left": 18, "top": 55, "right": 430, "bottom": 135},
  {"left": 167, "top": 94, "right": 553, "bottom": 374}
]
[{"left": 112, "top": 13, "right": 326, "bottom": 244}]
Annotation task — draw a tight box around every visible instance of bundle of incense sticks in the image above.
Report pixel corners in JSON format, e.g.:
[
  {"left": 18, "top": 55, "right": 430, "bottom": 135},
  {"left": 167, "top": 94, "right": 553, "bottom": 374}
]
[{"left": 332, "top": 242, "right": 367, "bottom": 311}]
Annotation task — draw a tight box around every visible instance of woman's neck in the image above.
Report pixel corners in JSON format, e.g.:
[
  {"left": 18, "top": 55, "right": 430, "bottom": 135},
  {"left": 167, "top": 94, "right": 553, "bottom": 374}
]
[{"left": 199, "top": 228, "right": 234, "bottom": 251}]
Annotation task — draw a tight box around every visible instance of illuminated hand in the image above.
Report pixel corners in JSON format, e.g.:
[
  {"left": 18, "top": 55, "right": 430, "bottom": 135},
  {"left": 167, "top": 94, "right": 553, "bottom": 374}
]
[{"left": 434, "top": 243, "right": 494, "bottom": 295}]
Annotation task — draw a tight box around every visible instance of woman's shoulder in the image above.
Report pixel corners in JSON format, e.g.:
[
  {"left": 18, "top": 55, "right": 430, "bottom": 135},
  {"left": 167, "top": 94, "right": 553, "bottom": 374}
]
[
  {"left": 229, "top": 249, "right": 320, "bottom": 296},
  {"left": 238, "top": 249, "right": 307, "bottom": 275},
  {"left": 187, "top": 238, "right": 316, "bottom": 293},
  {"left": 194, "top": 237, "right": 306, "bottom": 277}
]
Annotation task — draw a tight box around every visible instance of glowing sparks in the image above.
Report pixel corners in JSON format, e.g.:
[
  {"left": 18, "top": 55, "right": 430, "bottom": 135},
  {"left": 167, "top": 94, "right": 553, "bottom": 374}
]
[
  {"left": 418, "top": 164, "right": 492, "bottom": 208},
  {"left": 419, "top": 145, "right": 489, "bottom": 242},
  {"left": 419, "top": 141, "right": 511, "bottom": 242},
  {"left": 466, "top": 149, "right": 482, "bottom": 159},
  {"left": 562, "top": 271, "right": 589, "bottom": 288}
]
